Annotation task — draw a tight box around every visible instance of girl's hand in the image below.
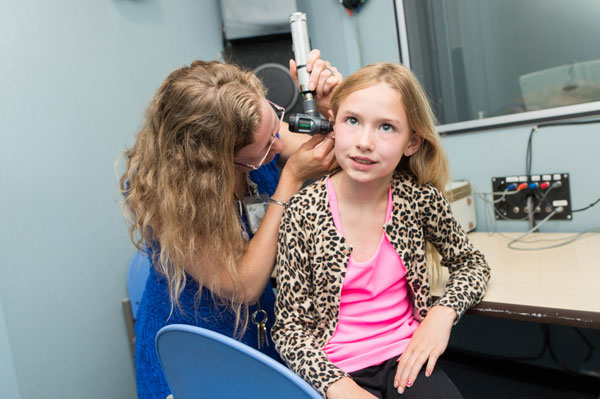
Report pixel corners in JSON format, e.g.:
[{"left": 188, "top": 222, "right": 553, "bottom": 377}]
[
  {"left": 290, "top": 49, "right": 342, "bottom": 117},
  {"left": 326, "top": 377, "right": 377, "bottom": 399},
  {"left": 394, "top": 305, "right": 456, "bottom": 394},
  {"left": 281, "top": 133, "right": 337, "bottom": 184}
]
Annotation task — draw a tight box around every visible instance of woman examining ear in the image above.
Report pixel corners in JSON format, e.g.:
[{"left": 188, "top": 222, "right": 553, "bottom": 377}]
[{"left": 119, "top": 50, "right": 341, "bottom": 399}]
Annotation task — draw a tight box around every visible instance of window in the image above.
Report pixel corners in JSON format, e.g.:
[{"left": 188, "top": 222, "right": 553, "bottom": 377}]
[{"left": 396, "top": 0, "right": 600, "bottom": 133}]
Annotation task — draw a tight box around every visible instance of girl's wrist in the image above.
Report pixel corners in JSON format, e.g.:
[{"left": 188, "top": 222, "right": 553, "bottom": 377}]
[{"left": 430, "top": 305, "right": 457, "bottom": 322}]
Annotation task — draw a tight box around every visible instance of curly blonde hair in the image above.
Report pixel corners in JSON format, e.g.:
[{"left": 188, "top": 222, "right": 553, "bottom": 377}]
[
  {"left": 119, "top": 60, "right": 266, "bottom": 331},
  {"left": 330, "top": 62, "right": 450, "bottom": 277}
]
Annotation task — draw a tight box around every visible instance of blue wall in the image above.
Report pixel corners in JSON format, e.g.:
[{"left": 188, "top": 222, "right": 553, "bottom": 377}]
[{"left": 0, "top": 1, "right": 223, "bottom": 398}]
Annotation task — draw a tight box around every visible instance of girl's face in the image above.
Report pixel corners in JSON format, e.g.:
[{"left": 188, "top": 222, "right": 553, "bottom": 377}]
[{"left": 332, "top": 82, "right": 422, "bottom": 185}]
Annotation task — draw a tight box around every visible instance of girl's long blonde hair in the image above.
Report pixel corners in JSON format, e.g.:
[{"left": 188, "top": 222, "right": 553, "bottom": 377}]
[
  {"left": 119, "top": 60, "right": 266, "bottom": 331},
  {"left": 330, "top": 62, "right": 450, "bottom": 277}
]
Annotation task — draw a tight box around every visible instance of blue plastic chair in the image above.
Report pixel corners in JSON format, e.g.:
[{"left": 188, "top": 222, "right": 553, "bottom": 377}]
[
  {"left": 155, "top": 324, "right": 321, "bottom": 399},
  {"left": 127, "top": 250, "right": 151, "bottom": 317},
  {"left": 123, "top": 250, "right": 151, "bottom": 363}
]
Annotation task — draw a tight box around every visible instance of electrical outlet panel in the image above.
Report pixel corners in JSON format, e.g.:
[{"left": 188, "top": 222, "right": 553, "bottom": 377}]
[{"left": 492, "top": 173, "right": 572, "bottom": 221}]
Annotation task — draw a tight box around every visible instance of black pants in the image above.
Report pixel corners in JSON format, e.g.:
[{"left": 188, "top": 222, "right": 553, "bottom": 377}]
[{"left": 349, "top": 355, "right": 463, "bottom": 399}]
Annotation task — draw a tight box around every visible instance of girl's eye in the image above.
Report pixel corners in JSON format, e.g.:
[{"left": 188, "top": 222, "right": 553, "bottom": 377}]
[
  {"left": 380, "top": 123, "right": 395, "bottom": 133},
  {"left": 346, "top": 117, "right": 358, "bottom": 126}
]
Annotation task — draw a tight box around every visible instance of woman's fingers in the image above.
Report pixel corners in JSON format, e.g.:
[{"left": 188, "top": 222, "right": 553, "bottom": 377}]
[
  {"left": 315, "top": 65, "right": 338, "bottom": 98},
  {"left": 308, "top": 58, "right": 330, "bottom": 92},
  {"left": 305, "top": 49, "right": 321, "bottom": 72},
  {"left": 320, "top": 66, "right": 340, "bottom": 97},
  {"left": 289, "top": 59, "right": 299, "bottom": 86}
]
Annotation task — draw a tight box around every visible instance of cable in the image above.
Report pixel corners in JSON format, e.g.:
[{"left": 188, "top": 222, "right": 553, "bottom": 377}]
[
  {"left": 477, "top": 180, "right": 563, "bottom": 227},
  {"left": 525, "top": 118, "right": 600, "bottom": 176},
  {"left": 572, "top": 196, "right": 600, "bottom": 213},
  {"left": 574, "top": 327, "right": 596, "bottom": 363},
  {"left": 475, "top": 188, "right": 519, "bottom": 205},
  {"left": 506, "top": 228, "right": 599, "bottom": 251},
  {"left": 525, "top": 126, "right": 537, "bottom": 176},
  {"left": 532, "top": 181, "right": 560, "bottom": 212},
  {"left": 544, "top": 325, "right": 580, "bottom": 376},
  {"left": 506, "top": 208, "right": 560, "bottom": 249}
]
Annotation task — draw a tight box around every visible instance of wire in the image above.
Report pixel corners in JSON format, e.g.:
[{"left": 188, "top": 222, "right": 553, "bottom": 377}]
[
  {"left": 572, "top": 196, "right": 600, "bottom": 213},
  {"left": 475, "top": 188, "right": 519, "bottom": 205},
  {"left": 506, "top": 208, "right": 560, "bottom": 249},
  {"left": 532, "top": 181, "right": 559, "bottom": 211},
  {"left": 525, "top": 126, "right": 537, "bottom": 176},
  {"left": 525, "top": 118, "right": 600, "bottom": 177},
  {"left": 506, "top": 228, "right": 599, "bottom": 251},
  {"left": 477, "top": 186, "right": 600, "bottom": 249},
  {"left": 475, "top": 187, "right": 553, "bottom": 221},
  {"left": 574, "top": 328, "right": 596, "bottom": 362}
]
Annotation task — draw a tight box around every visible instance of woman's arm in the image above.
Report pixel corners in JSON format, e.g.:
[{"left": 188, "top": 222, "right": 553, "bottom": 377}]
[
  {"left": 187, "top": 135, "right": 336, "bottom": 303},
  {"left": 233, "top": 135, "right": 336, "bottom": 302},
  {"left": 226, "top": 49, "right": 341, "bottom": 301}
]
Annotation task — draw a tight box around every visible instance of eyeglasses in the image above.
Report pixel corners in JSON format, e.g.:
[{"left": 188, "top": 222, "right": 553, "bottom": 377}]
[{"left": 234, "top": 100, "right": 285, "bottom": 171}]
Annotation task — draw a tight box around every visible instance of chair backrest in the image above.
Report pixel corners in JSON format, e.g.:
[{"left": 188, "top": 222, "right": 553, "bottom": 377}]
[
  {"left": 127, "top": 250, "right": 151, "bottom": 318},
  {"left": 155, "top": 324, "right": 321, "bottom": 399},
  {"left": 122, "top": 250, "right": 151, "bottom": 364}
]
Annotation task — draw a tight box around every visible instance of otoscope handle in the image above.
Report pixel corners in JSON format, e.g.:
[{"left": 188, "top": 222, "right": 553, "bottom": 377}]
[
  {"left": 289, "top": 12, "right": 311, "bottom": 95},
  {"left": 288, "top": 12, "right": 333, "bottom": 134}
]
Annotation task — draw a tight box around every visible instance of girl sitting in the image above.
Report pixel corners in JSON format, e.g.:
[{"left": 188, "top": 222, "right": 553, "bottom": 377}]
[{"left": 272, "top": 62, "right": 490, "bottom": 399}]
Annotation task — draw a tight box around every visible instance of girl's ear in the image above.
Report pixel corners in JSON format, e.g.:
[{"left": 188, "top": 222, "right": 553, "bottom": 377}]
[{"left": 405, "top": 133, "right": 423, "bottom": 157}]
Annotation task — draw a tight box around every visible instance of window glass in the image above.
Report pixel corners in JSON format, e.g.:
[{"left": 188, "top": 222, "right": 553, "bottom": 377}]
[{"left": 400, "top": 0, "right": 600, "bottom": 131}]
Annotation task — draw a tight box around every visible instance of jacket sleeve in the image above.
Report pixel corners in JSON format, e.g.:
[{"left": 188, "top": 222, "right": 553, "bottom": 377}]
[
  {"left": 271, "top": 203, "right": 348, "bottom": 397},
  {"left": 422, "top": 185, "right": 491, "bottom": 321}
]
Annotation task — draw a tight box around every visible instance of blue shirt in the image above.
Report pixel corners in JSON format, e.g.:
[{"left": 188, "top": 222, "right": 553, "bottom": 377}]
[{"left": 134, "top": 157, "right": 281, "bottom": 399}]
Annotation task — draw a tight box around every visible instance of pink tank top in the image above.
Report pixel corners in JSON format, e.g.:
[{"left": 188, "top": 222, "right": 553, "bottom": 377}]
[{"left": 323, "top": 178, "right": 420, "bottom": 373}]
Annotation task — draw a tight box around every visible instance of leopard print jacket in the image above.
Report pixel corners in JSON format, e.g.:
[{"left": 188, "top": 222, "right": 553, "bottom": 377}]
[{"left": 271, "top": 172, "right": 490, "bottom": 397}]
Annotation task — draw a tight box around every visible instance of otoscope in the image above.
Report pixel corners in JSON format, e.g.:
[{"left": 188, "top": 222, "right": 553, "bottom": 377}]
[{"left": 288, "top": 12, "right": 333, "bottom": 135}]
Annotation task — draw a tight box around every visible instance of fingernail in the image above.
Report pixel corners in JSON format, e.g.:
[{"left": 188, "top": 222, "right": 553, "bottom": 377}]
[
  {"left": 397, "top": 387, "right": 403, "bottom": 394},
  {"left": 393, "top": 381, "right": 398, "bottom": 388},
  {"left": 309, "top": 83, "right": 315, "bottom": 91},
  {"left": 425, "top": 371, "right": 431, "bottom": 377},
  {"left": 406, "top": 379, "right": 412, "bottom": 387}
]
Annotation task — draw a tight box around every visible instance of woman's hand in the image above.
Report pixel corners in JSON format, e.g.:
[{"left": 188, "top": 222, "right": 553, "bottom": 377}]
[
  {"left": 394, "top": 305, "right": 457, "bottom": 394},
  {"left": 326, "top": 377, "right": 377, "bottom": 399},
  {"left": 290, "top": 49, "right": 342, "bottom": 117},
  {"left": 281, "top": 133, "right": 337, "bottom": 185}
]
